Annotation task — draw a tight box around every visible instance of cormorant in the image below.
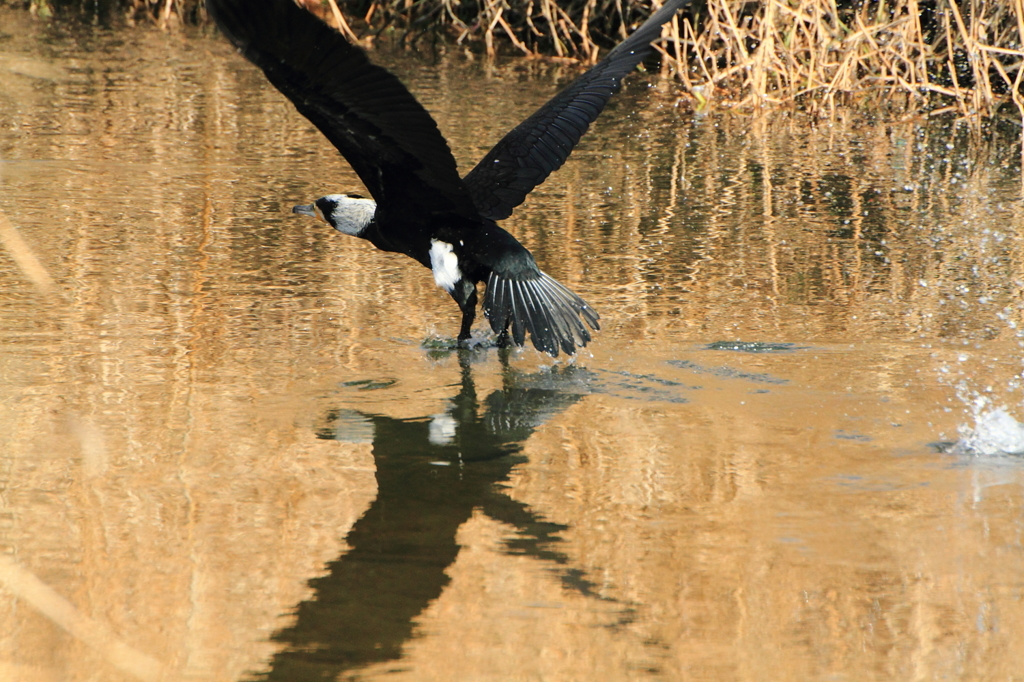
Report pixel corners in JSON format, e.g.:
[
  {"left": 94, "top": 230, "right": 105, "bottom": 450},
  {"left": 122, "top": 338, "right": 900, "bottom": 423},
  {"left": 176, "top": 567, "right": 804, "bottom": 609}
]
[{"left": 206, "top": 0, "right": 687, "bottom": 356}]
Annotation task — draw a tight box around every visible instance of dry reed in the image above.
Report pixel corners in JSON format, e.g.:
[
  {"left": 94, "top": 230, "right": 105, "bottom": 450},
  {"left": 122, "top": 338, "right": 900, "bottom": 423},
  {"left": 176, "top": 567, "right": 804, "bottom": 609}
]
[
  {"left": 25, "top": 0, "right": 1024, "bottom": 118},
  {"left": 672, "top": 0, "right": 1024, "bottom": 119}
]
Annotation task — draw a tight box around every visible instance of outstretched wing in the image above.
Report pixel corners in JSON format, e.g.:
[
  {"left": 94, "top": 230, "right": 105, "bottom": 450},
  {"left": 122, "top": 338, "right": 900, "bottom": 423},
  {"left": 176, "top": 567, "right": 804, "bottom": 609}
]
[
  {"left": 463, "top": 0, "right": 688, "bottom": 221},
  {"left": 207, "top": 0, "right": 479, "bottom": 221}
]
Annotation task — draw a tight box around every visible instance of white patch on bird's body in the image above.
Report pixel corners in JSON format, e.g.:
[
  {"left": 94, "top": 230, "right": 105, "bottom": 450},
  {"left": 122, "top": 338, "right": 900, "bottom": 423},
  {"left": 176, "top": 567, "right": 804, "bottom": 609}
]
[{"left": 429, "top": 239, "right": 462, "bottom": 292}]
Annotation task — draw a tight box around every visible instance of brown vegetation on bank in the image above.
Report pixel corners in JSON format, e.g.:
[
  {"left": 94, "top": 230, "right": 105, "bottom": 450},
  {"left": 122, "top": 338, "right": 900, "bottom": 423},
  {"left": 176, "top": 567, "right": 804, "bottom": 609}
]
[{"left": 16, "top": 0, "right": 1024, "bottom": 118}]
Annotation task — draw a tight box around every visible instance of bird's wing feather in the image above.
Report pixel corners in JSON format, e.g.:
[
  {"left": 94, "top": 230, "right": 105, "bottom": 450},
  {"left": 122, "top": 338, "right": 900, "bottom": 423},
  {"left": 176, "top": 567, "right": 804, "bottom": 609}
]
[
  {"left": 462, "top": 0, "right": 688, "bottom": 221},
  {"left": 207, "top": 0, "right": 479, "bottom": 220}
]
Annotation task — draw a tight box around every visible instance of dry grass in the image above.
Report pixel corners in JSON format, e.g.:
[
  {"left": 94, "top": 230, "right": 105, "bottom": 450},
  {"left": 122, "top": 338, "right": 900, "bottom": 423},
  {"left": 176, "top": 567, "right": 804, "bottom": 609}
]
[
  {"left": 27, "top": 0, "right": 1024, "bottom": 118},
  {"left": 673, "top": 0, "right": 1024, "bottom": 118}
]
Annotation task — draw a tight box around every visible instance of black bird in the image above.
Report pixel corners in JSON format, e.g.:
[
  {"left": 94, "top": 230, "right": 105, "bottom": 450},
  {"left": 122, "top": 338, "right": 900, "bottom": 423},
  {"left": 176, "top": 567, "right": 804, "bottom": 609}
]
[{"left": 206, "top": 0, "right": 687, "bottom": 356}]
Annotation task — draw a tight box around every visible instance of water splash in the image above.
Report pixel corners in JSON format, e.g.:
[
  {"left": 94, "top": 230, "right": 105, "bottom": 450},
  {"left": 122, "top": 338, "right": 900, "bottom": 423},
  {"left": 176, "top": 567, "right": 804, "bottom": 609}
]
[
  {"left": 956, "top": 393, "right": 1024, "bottom": 456},
  {"left": 936, "top": 299, "right": 1024, "bottom": 456}
]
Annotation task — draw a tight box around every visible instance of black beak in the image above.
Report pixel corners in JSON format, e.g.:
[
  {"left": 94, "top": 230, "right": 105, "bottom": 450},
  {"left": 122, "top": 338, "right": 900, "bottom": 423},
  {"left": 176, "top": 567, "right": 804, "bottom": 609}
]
[{"left": 292, "top": 203, "right": 316, "bottom": 216}]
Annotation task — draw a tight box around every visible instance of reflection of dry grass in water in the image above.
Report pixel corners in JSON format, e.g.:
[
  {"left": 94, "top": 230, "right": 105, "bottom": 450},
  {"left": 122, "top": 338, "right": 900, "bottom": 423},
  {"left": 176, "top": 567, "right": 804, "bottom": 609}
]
[
  {"left": 0, "top": 207, "right": 59, "bottom": 298},
  {"left": 33, "top": 0, "right": 1024, "bottom": 118},
  {"left": 554, "top": 99, "right": 1024, "bottom": 344}
]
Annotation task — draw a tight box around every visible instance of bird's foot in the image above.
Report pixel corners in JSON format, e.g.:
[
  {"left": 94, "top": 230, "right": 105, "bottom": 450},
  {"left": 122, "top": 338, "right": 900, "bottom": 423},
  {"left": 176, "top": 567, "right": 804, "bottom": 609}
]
[
  {"left": 421, "top": 328, "right": 521, "bottom": 359},
  {"left": 421, "top": 335, "right": 462, "bottom": 351},
  {"left": 421, "top": 332, "right": 495, "bottom": 358}
]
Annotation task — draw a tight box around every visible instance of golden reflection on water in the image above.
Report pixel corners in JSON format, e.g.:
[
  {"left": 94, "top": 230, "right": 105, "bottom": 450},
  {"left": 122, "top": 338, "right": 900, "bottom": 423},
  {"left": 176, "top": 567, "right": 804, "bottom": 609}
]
[{"left": 2, "top": 7, "right": 1024, "bottom": 681}]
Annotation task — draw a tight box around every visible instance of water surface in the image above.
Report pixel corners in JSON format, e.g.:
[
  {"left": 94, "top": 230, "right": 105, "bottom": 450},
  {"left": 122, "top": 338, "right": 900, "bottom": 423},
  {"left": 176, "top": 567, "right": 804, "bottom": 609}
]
[{"left": 2, "top": 8, "right": 1024, "bottom": 681}]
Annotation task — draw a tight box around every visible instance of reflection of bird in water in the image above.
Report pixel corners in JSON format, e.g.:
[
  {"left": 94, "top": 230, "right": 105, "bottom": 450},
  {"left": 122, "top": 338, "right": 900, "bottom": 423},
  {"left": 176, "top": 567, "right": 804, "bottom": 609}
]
[
  {"left": 248, "top": 356, "right": 615, "bottom": 680},
  {"left": 206, "top": 0, "right": 688, "bottom": 355}
]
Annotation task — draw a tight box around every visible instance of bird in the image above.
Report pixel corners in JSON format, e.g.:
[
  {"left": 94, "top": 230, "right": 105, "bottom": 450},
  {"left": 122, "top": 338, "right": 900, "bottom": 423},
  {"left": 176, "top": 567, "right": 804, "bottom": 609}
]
[{"left": 206, "top": 0, "right": 688, "bottom": 356}]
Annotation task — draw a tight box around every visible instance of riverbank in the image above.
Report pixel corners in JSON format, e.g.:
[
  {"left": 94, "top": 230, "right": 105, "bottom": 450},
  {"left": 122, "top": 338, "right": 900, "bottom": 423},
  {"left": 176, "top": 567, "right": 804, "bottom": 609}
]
[{"left": 9, "top": 0, "right": 1024, "bottom": 118}]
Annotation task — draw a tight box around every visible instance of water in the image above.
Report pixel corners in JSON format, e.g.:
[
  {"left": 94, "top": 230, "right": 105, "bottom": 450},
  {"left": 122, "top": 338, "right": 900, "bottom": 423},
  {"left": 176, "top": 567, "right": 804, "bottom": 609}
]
[{"left": 3, "top": 8, "right": 1024, "bottom": 681}]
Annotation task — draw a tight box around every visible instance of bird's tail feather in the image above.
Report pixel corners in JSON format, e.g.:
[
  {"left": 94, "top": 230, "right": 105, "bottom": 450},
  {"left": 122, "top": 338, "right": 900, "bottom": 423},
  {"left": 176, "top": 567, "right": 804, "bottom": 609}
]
[{"left": 484, "top": 271, "right": 600, "bottom": 356}]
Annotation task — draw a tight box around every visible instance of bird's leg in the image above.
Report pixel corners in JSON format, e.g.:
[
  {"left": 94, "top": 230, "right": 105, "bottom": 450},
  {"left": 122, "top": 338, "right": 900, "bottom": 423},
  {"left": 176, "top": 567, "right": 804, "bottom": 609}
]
[
  {"left": 453, "top": 281, "right": 478, "bottom": 345},
  {"left": 458, "top": 306, "right": 475, "bottom": 343}
]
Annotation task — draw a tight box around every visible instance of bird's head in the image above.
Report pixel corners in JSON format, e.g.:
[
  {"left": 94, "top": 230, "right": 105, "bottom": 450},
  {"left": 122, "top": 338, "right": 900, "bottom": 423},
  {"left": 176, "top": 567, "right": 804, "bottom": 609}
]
[{"left": 293, "top": 193, "right": 376, "bottom": 238}]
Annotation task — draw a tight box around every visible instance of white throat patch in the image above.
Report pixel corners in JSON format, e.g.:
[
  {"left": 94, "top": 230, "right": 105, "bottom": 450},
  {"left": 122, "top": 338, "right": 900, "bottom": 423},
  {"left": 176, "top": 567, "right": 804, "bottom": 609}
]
[
  {"left": 324, "top": 195, "right": 376, "bottom": 237},
  {"left": 429, "top": 239, "right": 462, "bottom": 293}
]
